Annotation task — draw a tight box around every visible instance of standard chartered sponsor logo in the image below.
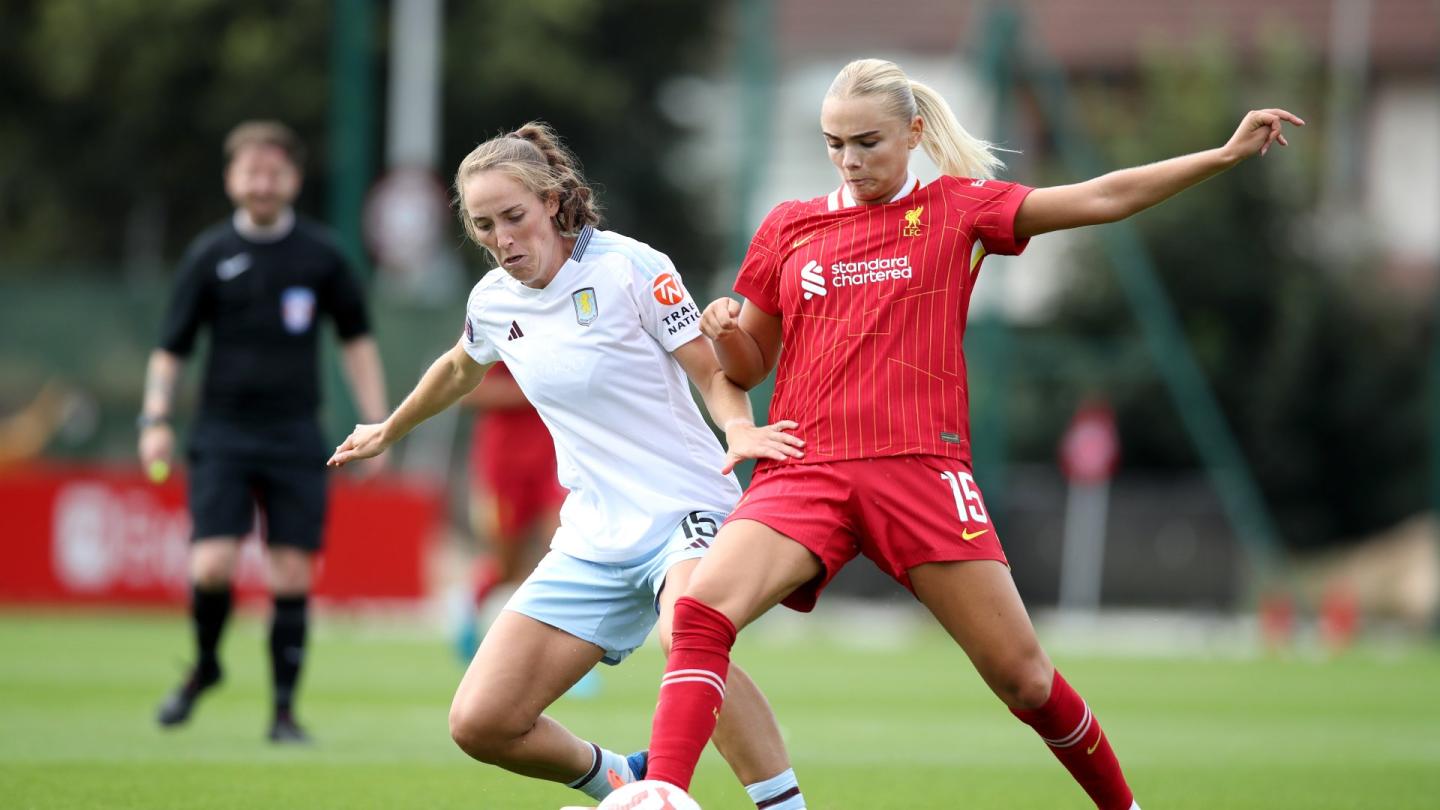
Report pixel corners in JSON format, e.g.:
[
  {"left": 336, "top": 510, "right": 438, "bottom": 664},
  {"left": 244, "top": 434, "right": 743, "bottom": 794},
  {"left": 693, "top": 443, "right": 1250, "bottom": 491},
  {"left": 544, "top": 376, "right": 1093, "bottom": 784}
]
[
  {"left": 802, "top": 255, "right": 913, "bottom": 301},
  {"left": 830, "top": 255, "right": 912, "bottom": 288},
  {"left": 800, "top": 260, "right": 826, "bottom": 299}
]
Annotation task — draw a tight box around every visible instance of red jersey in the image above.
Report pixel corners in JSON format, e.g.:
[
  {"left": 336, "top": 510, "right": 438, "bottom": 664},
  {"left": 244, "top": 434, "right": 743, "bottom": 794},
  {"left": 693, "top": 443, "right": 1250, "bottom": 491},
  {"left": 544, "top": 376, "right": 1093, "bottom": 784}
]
[{"left": 734, "top": 173, "right": 1033, "bottom": 467}]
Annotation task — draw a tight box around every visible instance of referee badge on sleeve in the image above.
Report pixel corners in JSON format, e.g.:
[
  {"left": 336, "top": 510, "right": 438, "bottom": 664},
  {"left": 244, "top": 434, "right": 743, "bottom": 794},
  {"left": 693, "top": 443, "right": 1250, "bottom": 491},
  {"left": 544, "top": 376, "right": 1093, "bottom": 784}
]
[
  {"left": 571, "top": 287, "right": 598, "bottom": 326},
  {"left": 281, "top": 286, "right": 316, "bottom": 334}
]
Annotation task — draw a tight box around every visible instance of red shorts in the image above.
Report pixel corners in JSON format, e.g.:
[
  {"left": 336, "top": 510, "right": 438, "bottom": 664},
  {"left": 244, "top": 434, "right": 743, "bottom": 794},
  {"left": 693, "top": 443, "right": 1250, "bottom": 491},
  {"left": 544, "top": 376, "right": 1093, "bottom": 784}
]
[
  {"left": 727, "top": 455, "right": 1007, "bottom": 612},
  {"left": 470, "top": 409, "right": 566, "bottom": 541}
]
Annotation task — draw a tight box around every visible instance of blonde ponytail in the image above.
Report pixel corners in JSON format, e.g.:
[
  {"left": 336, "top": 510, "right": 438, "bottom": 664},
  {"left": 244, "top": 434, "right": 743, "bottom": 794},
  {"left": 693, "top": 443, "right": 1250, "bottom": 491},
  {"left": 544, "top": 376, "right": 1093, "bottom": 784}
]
[
  {"left": 827, "top": 59, "right": 1003, "bottom": 181},
  {"left": 910, "top": 81, "right": 1004, "bottom": 180}
]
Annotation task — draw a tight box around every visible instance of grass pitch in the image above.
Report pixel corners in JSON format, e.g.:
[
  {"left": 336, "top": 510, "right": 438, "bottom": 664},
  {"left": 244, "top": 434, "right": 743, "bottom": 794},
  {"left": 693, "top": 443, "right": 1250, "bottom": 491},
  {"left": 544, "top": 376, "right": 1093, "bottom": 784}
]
[{"left": 1, "top": 609, "right": 1437, "bottom": 809}]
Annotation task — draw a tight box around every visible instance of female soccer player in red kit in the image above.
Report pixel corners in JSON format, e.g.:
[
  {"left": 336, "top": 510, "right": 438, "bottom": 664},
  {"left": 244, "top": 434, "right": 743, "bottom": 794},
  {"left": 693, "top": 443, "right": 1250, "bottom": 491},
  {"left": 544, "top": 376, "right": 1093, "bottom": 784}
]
[{"left": 643, "top": 58, "right": 1302, "bottom": 809}]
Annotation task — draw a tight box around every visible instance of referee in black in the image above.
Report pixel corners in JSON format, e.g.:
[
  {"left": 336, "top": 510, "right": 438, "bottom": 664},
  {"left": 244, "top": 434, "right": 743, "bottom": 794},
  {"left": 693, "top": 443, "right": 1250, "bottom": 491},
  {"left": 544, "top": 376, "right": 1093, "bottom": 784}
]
[{"left": 138, "top": 121, "right": 388, "bottom": 743}]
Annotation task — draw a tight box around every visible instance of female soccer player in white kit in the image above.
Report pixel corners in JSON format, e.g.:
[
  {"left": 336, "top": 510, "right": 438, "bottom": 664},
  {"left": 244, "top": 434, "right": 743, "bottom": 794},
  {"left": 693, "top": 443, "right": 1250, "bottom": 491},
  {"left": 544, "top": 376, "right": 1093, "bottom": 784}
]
[{"left": 328, "top": 123, "right": 807, "bottom": 810}]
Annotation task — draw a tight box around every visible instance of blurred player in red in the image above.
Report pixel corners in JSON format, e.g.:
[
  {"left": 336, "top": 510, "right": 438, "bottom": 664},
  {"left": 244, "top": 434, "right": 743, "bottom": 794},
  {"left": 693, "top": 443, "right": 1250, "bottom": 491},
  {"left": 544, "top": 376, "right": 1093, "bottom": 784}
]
[
  {"left": 455, "top": 362, "right": 565, "bottom": 661},
  {"left": 641, "top": 58, "right": 1303, "bottom": 810}
]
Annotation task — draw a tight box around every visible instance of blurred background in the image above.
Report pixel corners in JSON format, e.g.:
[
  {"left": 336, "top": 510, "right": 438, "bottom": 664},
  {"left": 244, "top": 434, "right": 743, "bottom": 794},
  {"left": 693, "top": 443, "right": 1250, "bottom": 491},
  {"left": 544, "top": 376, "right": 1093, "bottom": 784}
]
[
  {"left": 2, "top": 0, "right": 1438, "bottom": 644},
  {"left": 4, "top": 2, "right": 1440, "bottom": 808}
]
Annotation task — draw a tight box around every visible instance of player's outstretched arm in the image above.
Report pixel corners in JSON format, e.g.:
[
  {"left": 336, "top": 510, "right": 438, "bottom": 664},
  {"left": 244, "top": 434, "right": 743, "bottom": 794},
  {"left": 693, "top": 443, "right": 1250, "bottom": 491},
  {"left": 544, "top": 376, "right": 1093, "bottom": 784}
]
[
  {"left": 328, "top": 342, "right": 490, "bottom": 468},
  {"left": 1015, "top": 108, "right": 1305, "bottom": 239},
  {"left": 672, "top": 336, "right": 804, "bottom": 475}
]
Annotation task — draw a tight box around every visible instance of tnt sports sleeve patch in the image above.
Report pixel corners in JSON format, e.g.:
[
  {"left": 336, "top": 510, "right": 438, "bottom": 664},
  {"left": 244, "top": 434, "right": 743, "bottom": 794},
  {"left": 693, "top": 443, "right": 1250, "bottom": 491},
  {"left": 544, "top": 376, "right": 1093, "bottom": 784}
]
[
  {"left": 962, "top": 178, "right": 1035, "bottom": 257},
  {"left": 732, "top": 202, "right": 790, "bottom": 316},
  {"left": 630, "top": 247, "right": 701, "bottom": 352},
  {"left": 648, "top": 272, "right": 702, "bottom": 351}
]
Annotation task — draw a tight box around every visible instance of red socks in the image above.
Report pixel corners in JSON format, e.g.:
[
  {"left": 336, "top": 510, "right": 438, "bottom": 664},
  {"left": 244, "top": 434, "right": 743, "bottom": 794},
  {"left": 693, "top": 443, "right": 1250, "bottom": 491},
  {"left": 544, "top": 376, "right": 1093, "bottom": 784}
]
[
  {"left": 1011, "top": 669, "right": 1134, "bottom": 810},
  {"left": 645, "top": 597, "right": 738, "bottom": 790},
  {"left": 649, "top": 602, "right": 1133, "bottom": 808}
]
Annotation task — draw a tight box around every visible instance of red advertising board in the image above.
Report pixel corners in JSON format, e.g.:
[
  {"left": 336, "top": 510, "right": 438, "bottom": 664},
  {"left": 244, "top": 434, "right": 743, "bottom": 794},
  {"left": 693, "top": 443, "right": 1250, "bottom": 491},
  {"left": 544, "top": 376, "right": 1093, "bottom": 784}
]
[{"left": 0, "top": 464, "right": 443, "bottom": 606}]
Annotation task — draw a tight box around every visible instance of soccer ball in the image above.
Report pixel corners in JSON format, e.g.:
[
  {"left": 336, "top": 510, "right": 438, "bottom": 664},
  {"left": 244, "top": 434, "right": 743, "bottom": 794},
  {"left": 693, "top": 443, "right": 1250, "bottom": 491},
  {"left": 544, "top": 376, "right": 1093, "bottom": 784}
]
[{"left": 596, "top": 780, "right": 701, "bottom": 810}]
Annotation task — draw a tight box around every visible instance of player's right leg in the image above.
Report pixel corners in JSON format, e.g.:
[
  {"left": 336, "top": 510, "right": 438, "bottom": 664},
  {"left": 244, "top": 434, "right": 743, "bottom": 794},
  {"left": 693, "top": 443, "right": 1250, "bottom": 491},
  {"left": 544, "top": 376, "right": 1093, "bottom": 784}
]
[
  {"left": 449, "top": 610, "right": 637, "bottom": 800},
  {"left": 645, "top": 518, "right": 824, "bottom": 792},
  {"left": 450, "top": 549, "right": 653, "bottom": 801},
  {"left": 656, "top": 555, "right": 807, "bottom": 809}
]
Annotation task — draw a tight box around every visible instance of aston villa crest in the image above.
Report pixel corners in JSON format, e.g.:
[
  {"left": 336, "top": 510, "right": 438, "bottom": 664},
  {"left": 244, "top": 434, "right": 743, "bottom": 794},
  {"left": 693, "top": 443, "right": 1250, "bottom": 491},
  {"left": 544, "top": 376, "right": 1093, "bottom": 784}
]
[{"left": 572, "top": 287, "right": 598, "bottom": 326}]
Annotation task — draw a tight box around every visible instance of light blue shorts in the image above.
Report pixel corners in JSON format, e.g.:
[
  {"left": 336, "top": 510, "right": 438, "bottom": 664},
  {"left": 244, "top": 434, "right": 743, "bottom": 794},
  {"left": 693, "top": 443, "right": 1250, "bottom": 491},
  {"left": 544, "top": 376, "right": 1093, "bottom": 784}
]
[{"left": 503, "top": 511, "right": 723, "bottom": 665}]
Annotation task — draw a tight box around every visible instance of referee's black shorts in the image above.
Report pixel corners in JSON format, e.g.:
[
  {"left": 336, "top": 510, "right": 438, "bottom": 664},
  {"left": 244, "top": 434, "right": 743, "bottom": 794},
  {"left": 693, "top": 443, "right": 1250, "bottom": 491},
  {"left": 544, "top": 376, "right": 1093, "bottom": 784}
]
[{"left": 186, "top": 417, "right": 329, "bottom": 551}]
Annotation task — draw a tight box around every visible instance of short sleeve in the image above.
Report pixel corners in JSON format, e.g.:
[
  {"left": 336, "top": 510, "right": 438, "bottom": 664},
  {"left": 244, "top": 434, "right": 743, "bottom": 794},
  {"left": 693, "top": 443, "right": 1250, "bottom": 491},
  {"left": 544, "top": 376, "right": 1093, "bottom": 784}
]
[
  {"left": 460, "top": 283, "right": 500, "bottom": 365},
  {"left": 157, "top": 236, "right": 215, "bottom": 356},
  {"left": 323, "top": 249, "right": 371, "bottom": 341},
  {"left": 958, "top": 177, "right": 1034, "bottom": 257},
  {"left": 622, "top": 246, "right": 702, "bottom": 353},
  {"left": 731, "top": 203, "right": 793, "bottom": 316}
]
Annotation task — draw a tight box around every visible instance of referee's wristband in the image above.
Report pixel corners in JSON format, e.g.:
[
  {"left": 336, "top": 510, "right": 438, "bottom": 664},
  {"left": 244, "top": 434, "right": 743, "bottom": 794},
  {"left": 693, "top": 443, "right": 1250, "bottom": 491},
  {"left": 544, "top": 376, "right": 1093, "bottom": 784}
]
[{"left": 136, "top": 414, "right": 170, "bottom": 430}]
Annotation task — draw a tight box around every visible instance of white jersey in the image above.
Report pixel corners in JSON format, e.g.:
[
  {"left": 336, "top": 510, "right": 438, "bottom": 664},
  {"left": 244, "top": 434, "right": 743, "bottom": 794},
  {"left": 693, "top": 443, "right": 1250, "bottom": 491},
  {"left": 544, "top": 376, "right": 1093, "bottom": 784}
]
[{"left": 461, "top": 226, "right": 741, "bottom": 563}]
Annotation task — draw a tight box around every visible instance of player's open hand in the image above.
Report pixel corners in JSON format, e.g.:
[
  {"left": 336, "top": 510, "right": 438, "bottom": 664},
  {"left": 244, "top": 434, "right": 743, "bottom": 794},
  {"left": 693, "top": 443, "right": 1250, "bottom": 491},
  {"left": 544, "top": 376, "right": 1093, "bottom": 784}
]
[
  {"left": 701, "top": 297, "right": 743, "bottom": 342},
  {"left": 720, "top": 419, "right": 804, "bottom": 474},
  {"left": 1223, "top": 108, "right": 1304, "bottom": 161},
  {"left": 328, "top": 422, "right": 391, "bottom": 468}
]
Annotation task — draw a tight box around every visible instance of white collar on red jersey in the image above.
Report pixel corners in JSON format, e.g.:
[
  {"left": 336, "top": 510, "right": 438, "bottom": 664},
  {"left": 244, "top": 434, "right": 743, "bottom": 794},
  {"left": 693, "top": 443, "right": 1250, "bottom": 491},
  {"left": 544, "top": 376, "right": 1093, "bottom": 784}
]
[{"left": 827, "top": 171, "right": 921, "bottom": 211}]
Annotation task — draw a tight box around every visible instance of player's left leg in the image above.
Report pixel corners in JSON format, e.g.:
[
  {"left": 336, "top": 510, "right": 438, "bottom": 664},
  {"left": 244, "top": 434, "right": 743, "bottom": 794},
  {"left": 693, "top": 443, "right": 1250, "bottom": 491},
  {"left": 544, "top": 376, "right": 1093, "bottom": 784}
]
[
  {"left": 909, "top": 560, "right": 1138, "bottom": 810},
  {"left": 659, "top": 556, "right": 806, "bottom": 810},
  {"left": 853, "top": 456, "right": 1136, "bottom": 808}
]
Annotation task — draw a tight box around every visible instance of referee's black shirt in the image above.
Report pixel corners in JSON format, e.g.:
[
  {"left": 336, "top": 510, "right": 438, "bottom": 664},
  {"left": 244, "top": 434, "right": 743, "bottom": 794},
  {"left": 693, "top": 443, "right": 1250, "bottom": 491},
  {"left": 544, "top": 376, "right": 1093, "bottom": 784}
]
[{"left": 158, "top": 215, "right": 370, "bottom": 453}]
